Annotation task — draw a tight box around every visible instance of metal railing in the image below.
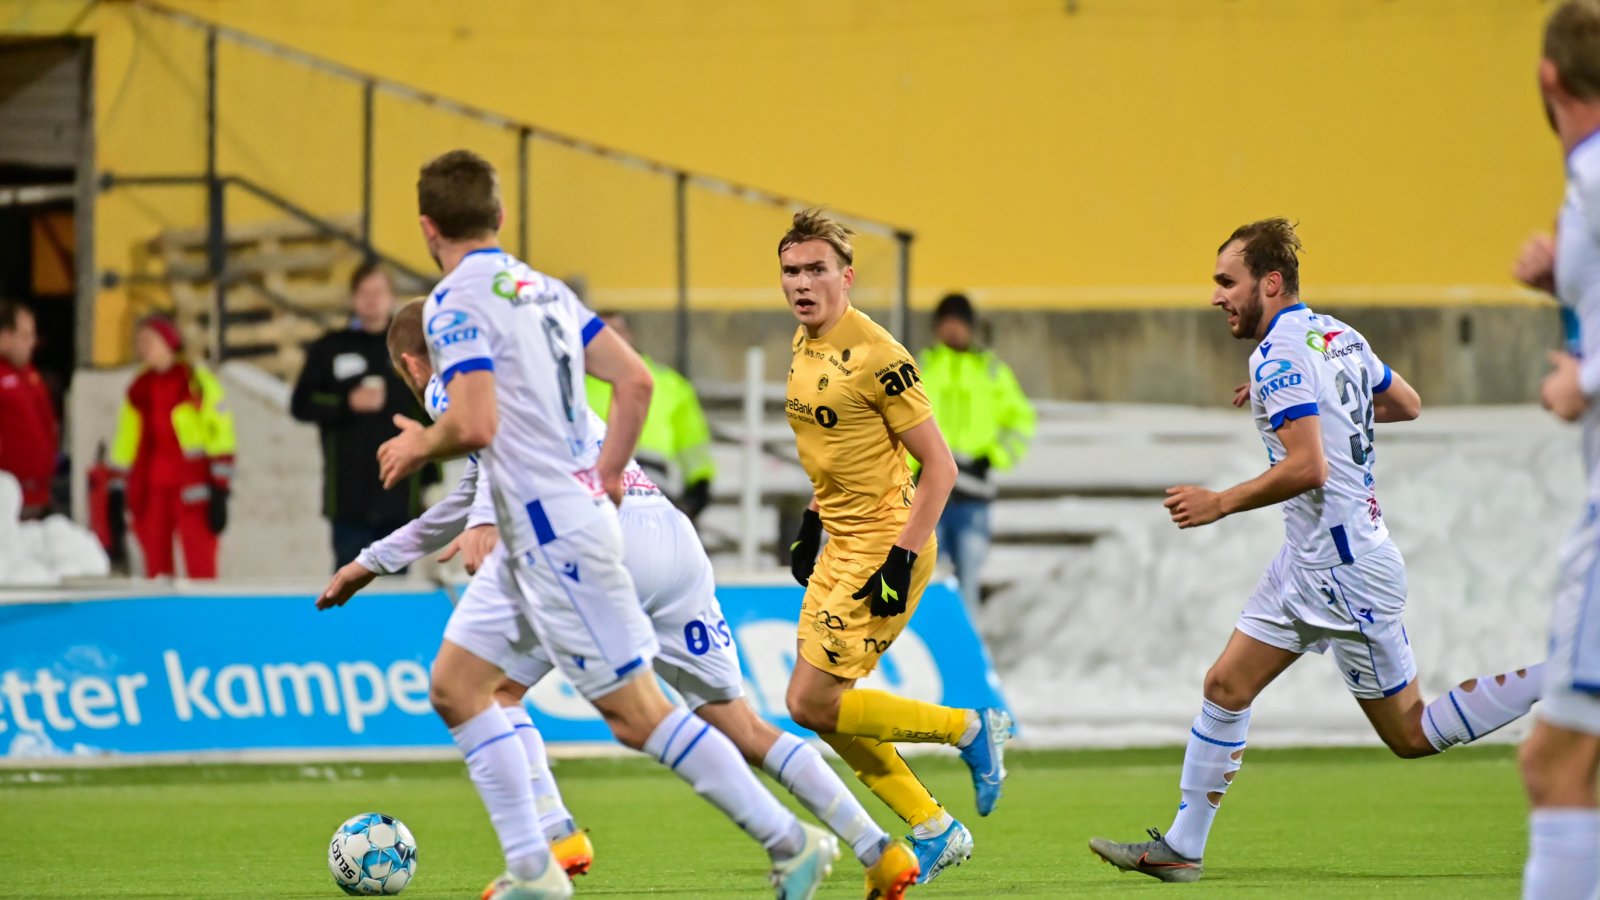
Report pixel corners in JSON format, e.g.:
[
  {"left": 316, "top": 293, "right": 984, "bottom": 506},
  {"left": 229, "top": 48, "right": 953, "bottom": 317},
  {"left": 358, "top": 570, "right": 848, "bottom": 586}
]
[{"left": 98, "top": 0, "right": 916, "bottom": 372}]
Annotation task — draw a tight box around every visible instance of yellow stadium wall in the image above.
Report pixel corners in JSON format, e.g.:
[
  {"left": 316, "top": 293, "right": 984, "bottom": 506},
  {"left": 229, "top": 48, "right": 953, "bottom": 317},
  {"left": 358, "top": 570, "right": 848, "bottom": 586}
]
[{"left": 0, "top": 0, "right": 1566, "bottom": 367}]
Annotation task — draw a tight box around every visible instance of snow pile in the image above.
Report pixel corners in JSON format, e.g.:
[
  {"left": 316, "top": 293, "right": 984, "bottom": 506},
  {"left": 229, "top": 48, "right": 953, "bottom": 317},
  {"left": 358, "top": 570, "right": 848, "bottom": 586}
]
[
  {"left": 0, "top": 472, "right": 110, "bottom": 586},
  {"left": 986, "top": 408, "right": 1575, "bottom": 747}
]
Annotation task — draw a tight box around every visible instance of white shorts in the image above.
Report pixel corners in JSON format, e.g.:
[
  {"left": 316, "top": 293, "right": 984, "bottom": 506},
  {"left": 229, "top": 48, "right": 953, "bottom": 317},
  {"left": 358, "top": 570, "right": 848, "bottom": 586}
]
[
  {"left": 1540, "top": 501, "right": 1600, "bottom": 734},
  {"left": 1237, "top": 539, "right": 1417, "bottom": 700},
  {"left": 623, "top": 502, "right": 744, "bottom": 709},
  {"left": 506, "top": 501, "right": 660, "bottom": 701},
  {"left": 441, "top": 543, "right": 550, "bottom": 687},
  {"left": 491, "top": 502, "right": 743, "bottom": 709}
]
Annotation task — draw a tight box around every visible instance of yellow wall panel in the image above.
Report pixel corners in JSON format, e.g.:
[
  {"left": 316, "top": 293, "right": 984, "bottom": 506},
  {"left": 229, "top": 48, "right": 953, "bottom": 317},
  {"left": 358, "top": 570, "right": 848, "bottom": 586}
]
[{"left": 2, "top": 0, "right": 1568, "bottom": 363}]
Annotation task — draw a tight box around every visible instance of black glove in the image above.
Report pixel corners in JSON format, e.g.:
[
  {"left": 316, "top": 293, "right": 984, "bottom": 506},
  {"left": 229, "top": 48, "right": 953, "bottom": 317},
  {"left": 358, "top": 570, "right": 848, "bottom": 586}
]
[
  {"left": 970, "top": 455, "right": 992, "bottom": 480},
  {"left": 853, "top": 546, "right": 917, "bottom": 617},
  {"left": 680, "top": 479, "right": 712, "bottom": 522},
  {"left": 789, "top": 508, "right": 823, "bottom": 586},
  {"left": 106, "top": 486, "right": 128, "bottom": 564},
  {"left": 208, "top": 485, "right": 229, "bottom": 535}
]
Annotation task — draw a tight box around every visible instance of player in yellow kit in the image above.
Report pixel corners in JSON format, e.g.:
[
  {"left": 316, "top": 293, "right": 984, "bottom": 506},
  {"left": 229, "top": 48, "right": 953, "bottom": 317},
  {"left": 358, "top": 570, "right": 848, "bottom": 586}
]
[{"left": 778, "top": 209, "right": 1013, "bottom": 888}]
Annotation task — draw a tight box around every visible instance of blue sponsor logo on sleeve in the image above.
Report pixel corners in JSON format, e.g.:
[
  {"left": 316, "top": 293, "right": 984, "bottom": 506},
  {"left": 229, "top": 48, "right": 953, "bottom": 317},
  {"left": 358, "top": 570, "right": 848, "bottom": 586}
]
[
  {"left": 430, "top": 327, "right": 479, "bottom": 351},
  {"left": 426, "top": 310, "right": 469, "bottom": 336},
  {"left": 1254, "top": 358, "right": 1293, "bottom": 382}
]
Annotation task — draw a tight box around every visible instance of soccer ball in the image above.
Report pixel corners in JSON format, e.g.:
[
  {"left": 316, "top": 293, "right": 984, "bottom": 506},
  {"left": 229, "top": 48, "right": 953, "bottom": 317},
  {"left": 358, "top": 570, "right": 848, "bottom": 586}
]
[{"left": 327, "top": 812, "right": 418, "bottom": 895}]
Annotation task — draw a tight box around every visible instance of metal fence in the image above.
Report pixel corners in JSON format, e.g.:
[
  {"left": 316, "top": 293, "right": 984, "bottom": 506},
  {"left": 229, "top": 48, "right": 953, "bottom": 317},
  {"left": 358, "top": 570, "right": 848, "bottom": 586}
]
[{"left": 96, "top": 1, "right": 914, "bottom": 376}]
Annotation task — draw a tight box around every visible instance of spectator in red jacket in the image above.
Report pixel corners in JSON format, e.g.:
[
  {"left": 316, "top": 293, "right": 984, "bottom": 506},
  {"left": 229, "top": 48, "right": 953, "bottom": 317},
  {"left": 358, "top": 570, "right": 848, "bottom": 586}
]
[
  {"left": 109, "top": 315, "right": 236, "bottom": 578},
  {"left": 0, "top": 300, "right": 58, "bottom": 520}
]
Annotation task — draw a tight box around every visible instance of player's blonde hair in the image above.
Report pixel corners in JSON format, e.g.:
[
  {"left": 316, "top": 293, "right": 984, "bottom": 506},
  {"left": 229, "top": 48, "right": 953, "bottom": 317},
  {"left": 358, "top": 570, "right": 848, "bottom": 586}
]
[
  {"left": 778, "top": 208, "right": 854, "bottom": 267},
  {"left": 1219, "top": 217, "right": 1303, "bottom": 297},
  {"left": 1546, "top": 0, "right": 1600, "bottom": 100},
  {"left": 387, "top": 298, "right": 427, "bottom": 375}
]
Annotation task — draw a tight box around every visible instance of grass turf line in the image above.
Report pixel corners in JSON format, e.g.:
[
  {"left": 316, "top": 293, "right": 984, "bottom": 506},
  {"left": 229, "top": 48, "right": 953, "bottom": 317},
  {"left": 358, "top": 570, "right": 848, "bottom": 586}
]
[{"left": 0, "top": 746, "right": 1525, "bottom": 898}]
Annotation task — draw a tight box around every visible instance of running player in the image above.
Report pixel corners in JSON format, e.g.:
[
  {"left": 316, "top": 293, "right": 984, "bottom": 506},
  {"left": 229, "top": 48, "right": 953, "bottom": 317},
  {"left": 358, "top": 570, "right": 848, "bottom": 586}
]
[
  {"left": 1088, "top": 218, "right": 1544, "bottom": 883},
  {"left": 776, "top": 209, "right": 1011, "bottom": 884},
  {"left": 326, "top": 298, "right": 923, "bottom": 900},
  {"left": 374, "top": 150, "right": 835, "bottom": 900},
  {"left": 1515, "top": 3, "right": 1600, "bottom": 895}
]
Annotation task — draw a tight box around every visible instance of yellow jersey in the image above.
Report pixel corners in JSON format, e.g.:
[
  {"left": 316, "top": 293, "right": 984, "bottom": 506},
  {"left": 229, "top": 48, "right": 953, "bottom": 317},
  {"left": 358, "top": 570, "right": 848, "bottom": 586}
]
[{"left": 786, "top": 306, "right": 933, "bottom": 550}]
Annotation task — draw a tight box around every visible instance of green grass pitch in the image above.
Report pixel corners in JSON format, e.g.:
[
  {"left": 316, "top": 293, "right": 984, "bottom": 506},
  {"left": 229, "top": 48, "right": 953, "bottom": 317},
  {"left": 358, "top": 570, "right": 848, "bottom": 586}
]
[{"left": 0, "top": 745, "right": 1526, "bottom": 898}]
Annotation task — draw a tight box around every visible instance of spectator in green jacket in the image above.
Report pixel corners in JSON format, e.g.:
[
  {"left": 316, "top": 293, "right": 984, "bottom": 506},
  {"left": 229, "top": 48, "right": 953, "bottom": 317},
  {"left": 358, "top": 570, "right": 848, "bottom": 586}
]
[
  {"left": 918, "top": 293, "right": 1036, "bottom": 617},
  {"left": 584, "top": 311, "right": 716, "bottom": 523}
]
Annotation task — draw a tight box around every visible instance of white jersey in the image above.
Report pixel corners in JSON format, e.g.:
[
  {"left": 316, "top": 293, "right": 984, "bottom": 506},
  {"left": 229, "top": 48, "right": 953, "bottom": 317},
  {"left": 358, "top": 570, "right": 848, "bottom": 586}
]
[
  {"left": 1556, "top": 132, "right": 1600, "bottom": 492},
  {"left": 421, "top": 371, "right": 671, "bottom": 529},
  {"left": 424, "top": 250, "right": 607, "bottom": 555},
  {"left": 1248, "top": 304, "right": 1392, "bottom": 568}
]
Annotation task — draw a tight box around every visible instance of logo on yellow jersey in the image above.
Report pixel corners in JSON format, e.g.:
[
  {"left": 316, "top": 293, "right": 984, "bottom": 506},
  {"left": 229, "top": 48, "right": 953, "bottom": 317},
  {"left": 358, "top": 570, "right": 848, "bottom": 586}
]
[
  {"left": 876, "top": 361, "right": 922, "bottom": 397},
  {"left": 817, "top": 375, "right": 829, "bottom": 392},
  {"left": 786, "top": 397, "right": 839, "bottom": 429}
]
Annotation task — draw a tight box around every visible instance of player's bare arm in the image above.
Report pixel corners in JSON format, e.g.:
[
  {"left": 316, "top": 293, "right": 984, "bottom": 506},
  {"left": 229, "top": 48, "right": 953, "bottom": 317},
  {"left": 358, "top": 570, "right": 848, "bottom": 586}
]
[
  {"left": 1543, "top": 349, "right": 1588, "bottom": 422},
  {"left": 1514, "top": 231, "right": 1558, "bottom": 294},
  {"left": 317, "top": 560, "right": 378, "bottom": 610},
  {"left": 1372, "top": 370, "right": 1422, "bottom": 422},
  {"left": 1165, "top": 414, "right": 1327, "bottom": 529},
  {"left": 896, "top": 417, "right": 956, "bottom": 552},
  {"left": 584, "top": 326, "right": 654, "bottom": 505},
  {"left": 378, "top": 370, "right": 497, "bottom": 488},
  {"left": 438, "top": 524, "right": 498, "bottom": 576}
]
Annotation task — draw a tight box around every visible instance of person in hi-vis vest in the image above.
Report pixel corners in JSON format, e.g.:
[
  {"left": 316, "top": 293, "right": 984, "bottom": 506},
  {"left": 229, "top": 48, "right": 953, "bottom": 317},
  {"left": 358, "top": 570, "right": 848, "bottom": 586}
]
[
  {"left": 108, "top": 314, "right": 235, "bottom": 578},
  {"left": 916, "top": 293, "right": 1035, "bottom": 617},
  {"left": 584, "top": 311, "right": 716, "bottom": 524}
]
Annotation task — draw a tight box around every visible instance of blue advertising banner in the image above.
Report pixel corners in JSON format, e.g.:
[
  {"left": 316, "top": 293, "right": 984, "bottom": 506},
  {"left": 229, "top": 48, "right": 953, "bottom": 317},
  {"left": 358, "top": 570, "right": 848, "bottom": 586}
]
[{"left": 0, "top": 583, "right": 1007, "bottom": 759}]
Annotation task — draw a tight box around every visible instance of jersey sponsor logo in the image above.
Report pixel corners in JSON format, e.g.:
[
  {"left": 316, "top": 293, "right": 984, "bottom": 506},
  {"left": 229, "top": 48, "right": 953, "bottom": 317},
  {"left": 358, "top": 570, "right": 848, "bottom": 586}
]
[
  {"left": 426, "top": 310, "right": 468, "bottom": 336},
  {"left": 1254, "top": 358, "right": 1293, "bottom": 382},
  {"left": 813, "top": 610, "right": 846, "bottom": 631},
  {"left": 786, "top": 397, "right": 839, "bottom": 428},
  {"left": 876, "top": 360, "right": 922, "bottom": 397},
  {"left": 800, "top": 346, "right": 851, "bottom": 373},
  {"left": 841, "top": 348, "right": 852, "bottom": 363},
  {"left": 817, "top": 375, "right": 829, "bottom": 392},
  {"left": 1305, "top": 328, "right": 1344, "bottom": 353},
  {"left": 1323, "top": 340, "right": 1366, "bottom": 360},
  {"left": 430, "top": 326, "right": 479, "bottom": 350},
  {"left": 863, "top": 637, "right": 892, "bottom": 654},
  {"left": 1254, "top": 361, "right": 1305, "bottom": 400},
  {"left": 491, "top": 270, "right": 541, "bottom": 303}
]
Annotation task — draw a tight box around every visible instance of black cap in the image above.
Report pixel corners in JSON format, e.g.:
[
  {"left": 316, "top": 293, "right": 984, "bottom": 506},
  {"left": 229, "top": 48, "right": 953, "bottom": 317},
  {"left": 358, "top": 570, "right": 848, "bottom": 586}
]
[{"left": 934, "top": 292, "right": 974, "bottom": 325}]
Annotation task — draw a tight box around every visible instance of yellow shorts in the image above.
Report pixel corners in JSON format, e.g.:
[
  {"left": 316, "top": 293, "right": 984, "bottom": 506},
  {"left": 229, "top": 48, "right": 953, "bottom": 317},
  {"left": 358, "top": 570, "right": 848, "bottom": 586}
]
[{"left": 797, "top": 536, "right": 938, "bottom": 680}]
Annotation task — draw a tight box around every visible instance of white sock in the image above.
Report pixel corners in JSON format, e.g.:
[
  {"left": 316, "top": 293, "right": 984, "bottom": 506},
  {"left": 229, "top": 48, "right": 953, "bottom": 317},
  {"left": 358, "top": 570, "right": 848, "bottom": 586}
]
[
  {"left": 644, "top": 707, "right": 804, "bottom": 859},
  {"left": 912, "top": 810, "right": 952, "bottom": 841},
  {"left": 1163, "top": 700, "right": 1250, "bottom": 861},
  {"left": 500, "top": 703, "right": 575, "bottom": 840},
  {"left": 1423, "top": 664, "right": 1545, "bottom": 752},
  {"left": 449, "top": 705, "right": 549, "bottom": 879},
  {"left": 1524, "top": 808, "right": 1600, "bottom": 900},
  {"left": 764, "top": 732, "right": 887, "bottom": 866}
]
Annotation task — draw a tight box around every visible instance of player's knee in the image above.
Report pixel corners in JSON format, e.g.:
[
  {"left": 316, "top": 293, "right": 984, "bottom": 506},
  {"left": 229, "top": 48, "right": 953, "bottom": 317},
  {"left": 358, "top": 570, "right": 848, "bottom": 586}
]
[
  {"left": 785, "top": 691, "right": 838, "bottom": 734},
  {"left": 1384, "top": 731, "right": 1436, "bottom": 760},
  {"left": 1517, "top": 737, "right": 1593, "bottom": 804},
  {"left": 1201, "top": 667, "right": 1256, "bottom": 711}
]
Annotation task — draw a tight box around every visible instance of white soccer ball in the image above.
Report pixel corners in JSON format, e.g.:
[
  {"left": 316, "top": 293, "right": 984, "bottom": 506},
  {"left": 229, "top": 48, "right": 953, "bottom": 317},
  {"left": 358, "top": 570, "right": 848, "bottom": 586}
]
[{"left": 328, "top": 812, "right": 418, "bottom": 895}]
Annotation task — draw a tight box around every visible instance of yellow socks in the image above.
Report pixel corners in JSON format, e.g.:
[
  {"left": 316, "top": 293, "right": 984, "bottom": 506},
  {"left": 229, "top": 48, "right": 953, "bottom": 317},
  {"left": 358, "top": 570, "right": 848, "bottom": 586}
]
[
  {"left": 820, "top": 733, "right": 945, "bottom": 829},
  {"left": 836, "top": 689, "right": 971, "bottom": 746}
]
